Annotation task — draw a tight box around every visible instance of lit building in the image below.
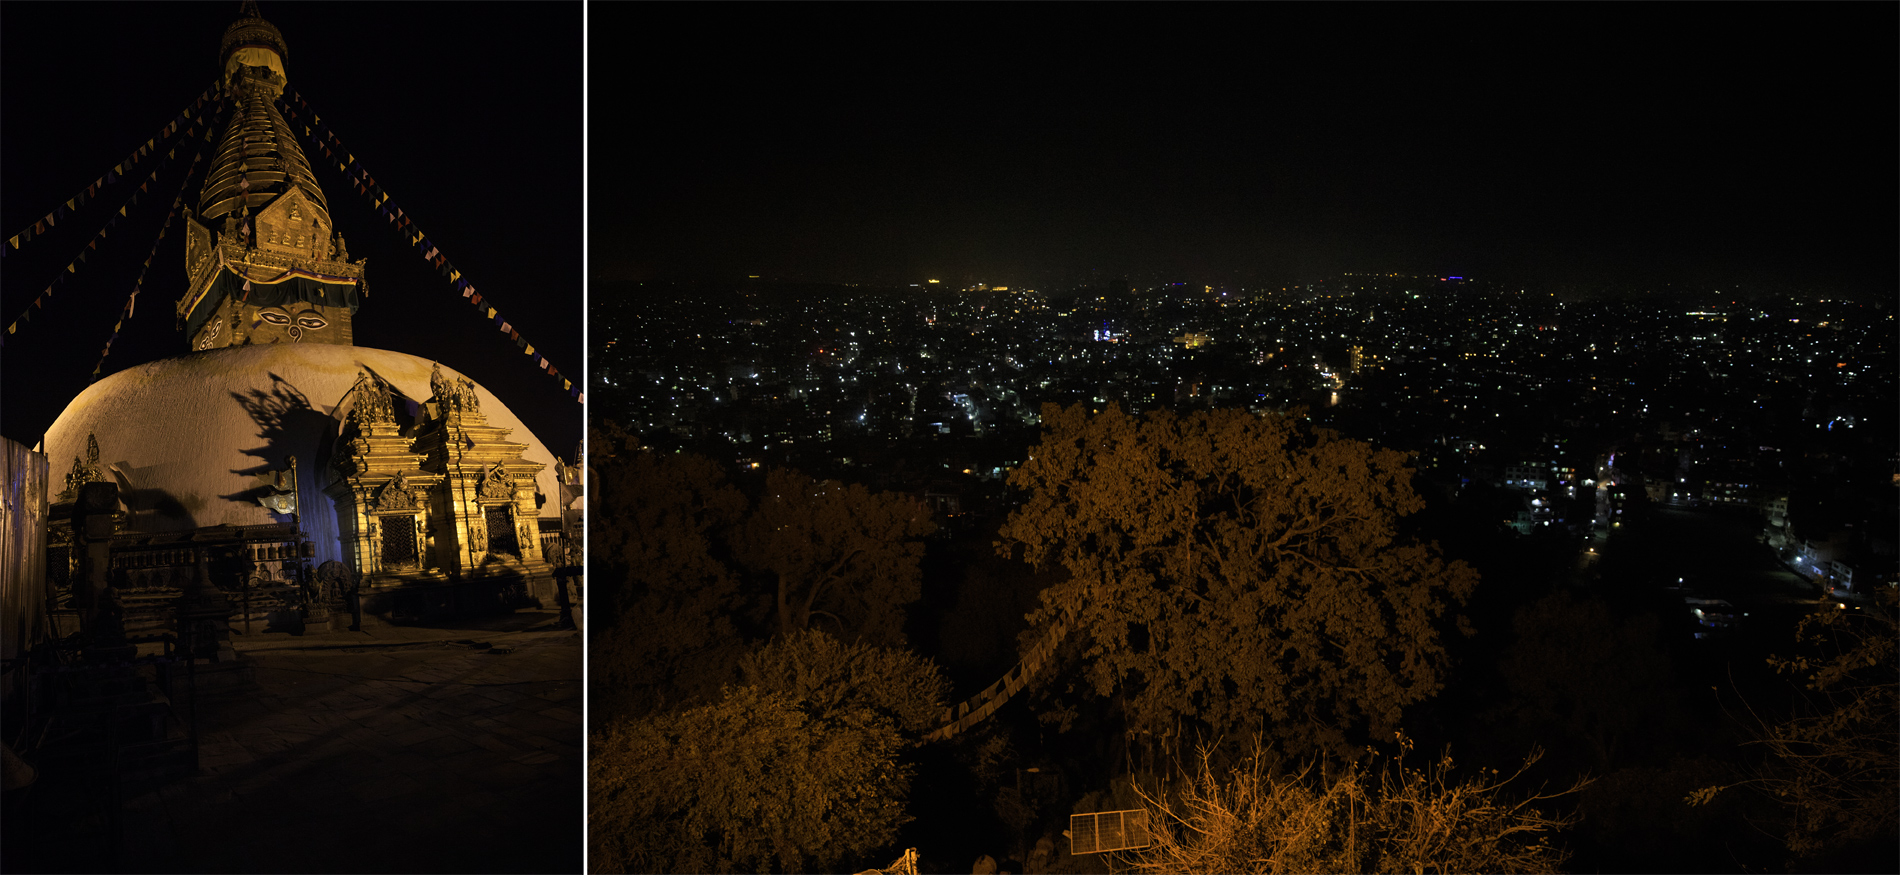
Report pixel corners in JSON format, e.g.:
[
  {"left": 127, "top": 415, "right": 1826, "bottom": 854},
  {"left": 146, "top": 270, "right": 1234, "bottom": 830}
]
[{"left": 40, "top": 4, "right": 570, "bottom": 634}]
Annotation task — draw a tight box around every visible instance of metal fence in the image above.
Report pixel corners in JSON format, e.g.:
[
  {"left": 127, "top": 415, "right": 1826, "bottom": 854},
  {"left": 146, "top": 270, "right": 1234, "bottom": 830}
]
[{"left": 1070, "top": 808, "right": 1151, "bottom": 855}]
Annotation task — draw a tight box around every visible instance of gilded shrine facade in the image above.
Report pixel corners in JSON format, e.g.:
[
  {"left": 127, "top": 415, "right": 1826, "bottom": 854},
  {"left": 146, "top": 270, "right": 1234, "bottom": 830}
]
[{"left": 326, "top": 366, "right": 552, "bottom": 611}]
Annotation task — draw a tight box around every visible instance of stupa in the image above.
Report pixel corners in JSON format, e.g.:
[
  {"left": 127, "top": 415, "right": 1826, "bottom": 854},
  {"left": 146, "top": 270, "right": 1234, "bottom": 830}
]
[{"left": 40, "top": 3, "right": 566, "bottom": 626}]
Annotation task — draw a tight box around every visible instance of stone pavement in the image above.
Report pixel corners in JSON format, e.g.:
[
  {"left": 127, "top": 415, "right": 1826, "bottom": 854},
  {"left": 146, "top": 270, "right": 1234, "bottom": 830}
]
[{"left": 7, "top": 610, "right": 582, "bottom": 874}]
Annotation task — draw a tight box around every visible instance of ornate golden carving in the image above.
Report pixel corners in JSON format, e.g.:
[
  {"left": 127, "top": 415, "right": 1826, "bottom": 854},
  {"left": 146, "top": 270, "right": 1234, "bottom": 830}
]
[
  {"left": 58, "top": 433, "right": 107, "bottom": 501},
  {"left": 371, "top": 475, "right": 419, "bottom": 513},
  {"left": 347, "top": 370, "right": 395, "bottom": 425},
  {"left": 478, "top": 464, "right": 515, "bottom": 501}
]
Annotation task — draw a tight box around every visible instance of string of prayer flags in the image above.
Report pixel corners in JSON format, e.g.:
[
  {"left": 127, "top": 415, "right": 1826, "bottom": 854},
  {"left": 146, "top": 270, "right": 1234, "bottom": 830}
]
[
  {"left": 89, "top": 108, "right": 218, "bottom": 381},
  {"left": 4, "top": 91, "right": 226, "bottom": 346},
  {"left": 8, "top": 159, "right": 170, "bottom": 336},
  {"left": 281, "top": 89, "right": 581, "bottom": 405},
  {"left": 4, "top": 82, "right": 217, "bottom": 259}
]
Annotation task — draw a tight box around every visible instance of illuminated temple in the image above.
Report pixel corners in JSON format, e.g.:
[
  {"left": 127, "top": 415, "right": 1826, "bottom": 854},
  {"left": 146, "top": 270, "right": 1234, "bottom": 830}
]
[{"left": 36, "top": 4, "right": 575, "bottom": 639}]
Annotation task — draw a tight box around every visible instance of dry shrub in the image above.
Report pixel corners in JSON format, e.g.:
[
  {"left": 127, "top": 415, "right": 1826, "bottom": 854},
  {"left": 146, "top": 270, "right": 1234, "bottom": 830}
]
[{"left": 1126, "top": 736, "right": 1587, "bottom": 874}]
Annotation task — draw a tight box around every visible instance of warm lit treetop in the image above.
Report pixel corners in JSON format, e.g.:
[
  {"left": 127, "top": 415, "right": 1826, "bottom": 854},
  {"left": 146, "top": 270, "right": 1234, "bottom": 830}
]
[{"left": 999, "top": 403, "right": 1478, "bottom": 754}]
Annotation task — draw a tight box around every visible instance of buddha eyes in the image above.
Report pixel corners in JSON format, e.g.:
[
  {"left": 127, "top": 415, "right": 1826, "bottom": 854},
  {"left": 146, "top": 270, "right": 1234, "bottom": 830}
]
[{"left": 257, "top": 307, "right": 328, "bottom": 330}]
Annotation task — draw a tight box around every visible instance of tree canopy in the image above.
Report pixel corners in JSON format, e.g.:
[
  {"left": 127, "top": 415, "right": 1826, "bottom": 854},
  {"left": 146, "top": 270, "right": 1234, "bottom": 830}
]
[
  {"left": 998, "top": 404, "right": 1478, "bottom": 754},
  {"left": 588, "top": 432, "right": 938, "bottom": 718},
  {"left": 589, "top": 430, "right": 749, "bottom": 718},
  {"left": 736, "top": 467, "right": 935, "bottom": 645},
  {"left": 590, "top": 630, "right": 950, "bottom": 874}
]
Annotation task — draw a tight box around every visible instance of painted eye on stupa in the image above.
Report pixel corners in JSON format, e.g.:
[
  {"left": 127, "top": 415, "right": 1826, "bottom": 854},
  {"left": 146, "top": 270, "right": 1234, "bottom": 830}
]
[
  {"left": 258, "top": 307, "right": 292, "bottom": 325},
  {"left": 294, "top": 312, "right": 329, "bottom": 330}
]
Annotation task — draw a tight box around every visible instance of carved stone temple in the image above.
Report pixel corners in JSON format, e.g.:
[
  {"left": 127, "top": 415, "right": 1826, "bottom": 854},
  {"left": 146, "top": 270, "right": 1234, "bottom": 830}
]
[{"left": 37, "top": 4, "right": 575, "bottom": 635}]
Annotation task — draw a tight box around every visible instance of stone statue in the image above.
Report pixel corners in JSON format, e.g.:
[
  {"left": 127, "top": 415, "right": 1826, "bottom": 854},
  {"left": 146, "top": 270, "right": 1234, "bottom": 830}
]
[
  {"left": 456, "top": 377, "right": 482, "bottom": 416},
  {"left": 349, "top": 371, "right": 395, "bottom": 424},
  {"left": 429, "top": 363, "right": 452, "bottom": 407}
]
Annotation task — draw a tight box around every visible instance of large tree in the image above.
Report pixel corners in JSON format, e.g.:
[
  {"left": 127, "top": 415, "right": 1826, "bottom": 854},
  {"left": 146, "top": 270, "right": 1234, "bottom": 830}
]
[
  {"left": 589, "top": 431, "right": 749, "bottom": 718},
  {"left": 590, "top": 630, "right": 950, "bottom": 873},
  {"left": 998, "top": 404, "right": 1478, "bottom": 754},
  {"left": 735, "top": 467, "right": 935, "bottom": 645}
]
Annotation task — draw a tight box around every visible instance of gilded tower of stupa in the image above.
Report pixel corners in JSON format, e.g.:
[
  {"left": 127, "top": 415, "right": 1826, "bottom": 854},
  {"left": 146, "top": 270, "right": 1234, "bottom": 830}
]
[{"left": 177, "top": 0, "right": 364, "bottom": 351}]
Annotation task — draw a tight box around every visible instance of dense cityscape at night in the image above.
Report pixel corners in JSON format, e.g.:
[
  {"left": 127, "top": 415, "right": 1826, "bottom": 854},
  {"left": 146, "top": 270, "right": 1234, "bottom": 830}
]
[
  {"left": 585, "top": 2, "right": 1896, "bottom": 873},
  {"left": 589, "top": 272, "right": 1897, "bottom": 874}
]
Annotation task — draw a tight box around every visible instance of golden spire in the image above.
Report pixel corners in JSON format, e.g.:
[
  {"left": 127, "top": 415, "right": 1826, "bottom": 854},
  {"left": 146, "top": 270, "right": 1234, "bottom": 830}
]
[{"left": 177, "top": 1, "right": 365, "bottom": 352}]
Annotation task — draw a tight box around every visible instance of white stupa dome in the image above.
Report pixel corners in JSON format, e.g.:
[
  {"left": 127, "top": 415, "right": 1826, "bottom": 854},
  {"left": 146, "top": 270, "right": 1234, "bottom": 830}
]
[{"left": 42, "top": 343, "right": 561, "bottom": 569}]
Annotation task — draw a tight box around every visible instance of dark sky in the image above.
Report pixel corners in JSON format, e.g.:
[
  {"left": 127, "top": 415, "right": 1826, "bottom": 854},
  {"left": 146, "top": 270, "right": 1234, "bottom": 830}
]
[
  {"left": 2, "top": 1, "right": 582, "bottom": 456},
  {"left": 596, "top": 3, "right": 1896, "bottom": 296}
]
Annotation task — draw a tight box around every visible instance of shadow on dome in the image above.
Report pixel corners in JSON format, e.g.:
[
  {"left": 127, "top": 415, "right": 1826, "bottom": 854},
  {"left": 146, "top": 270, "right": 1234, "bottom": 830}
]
[
  {"left": 108, "top": 466, "right": 200, "bottom": 532},
  {"left": 223, "top": 373, "right": 338, "bottom": 520}
]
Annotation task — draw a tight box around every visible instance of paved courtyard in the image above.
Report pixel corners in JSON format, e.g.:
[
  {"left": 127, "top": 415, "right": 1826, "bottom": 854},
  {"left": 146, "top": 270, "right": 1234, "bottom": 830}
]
[{"left": 6, "top": 611, "right": 582, "bottom": 874}]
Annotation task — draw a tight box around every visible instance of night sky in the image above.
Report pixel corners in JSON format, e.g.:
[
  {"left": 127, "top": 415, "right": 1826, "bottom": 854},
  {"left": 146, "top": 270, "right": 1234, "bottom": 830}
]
[
  {"left": 596, "top": 3, "right": 1896, "bottom": 296},
  {"left": 1, "top": 2, "right": 583, "bottom": 457}
]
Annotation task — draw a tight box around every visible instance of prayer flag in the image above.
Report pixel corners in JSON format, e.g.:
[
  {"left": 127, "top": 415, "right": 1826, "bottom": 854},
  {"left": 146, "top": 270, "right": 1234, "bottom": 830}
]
[{"left": 500, "top": 321, "right": 512, "bottom": 333}]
